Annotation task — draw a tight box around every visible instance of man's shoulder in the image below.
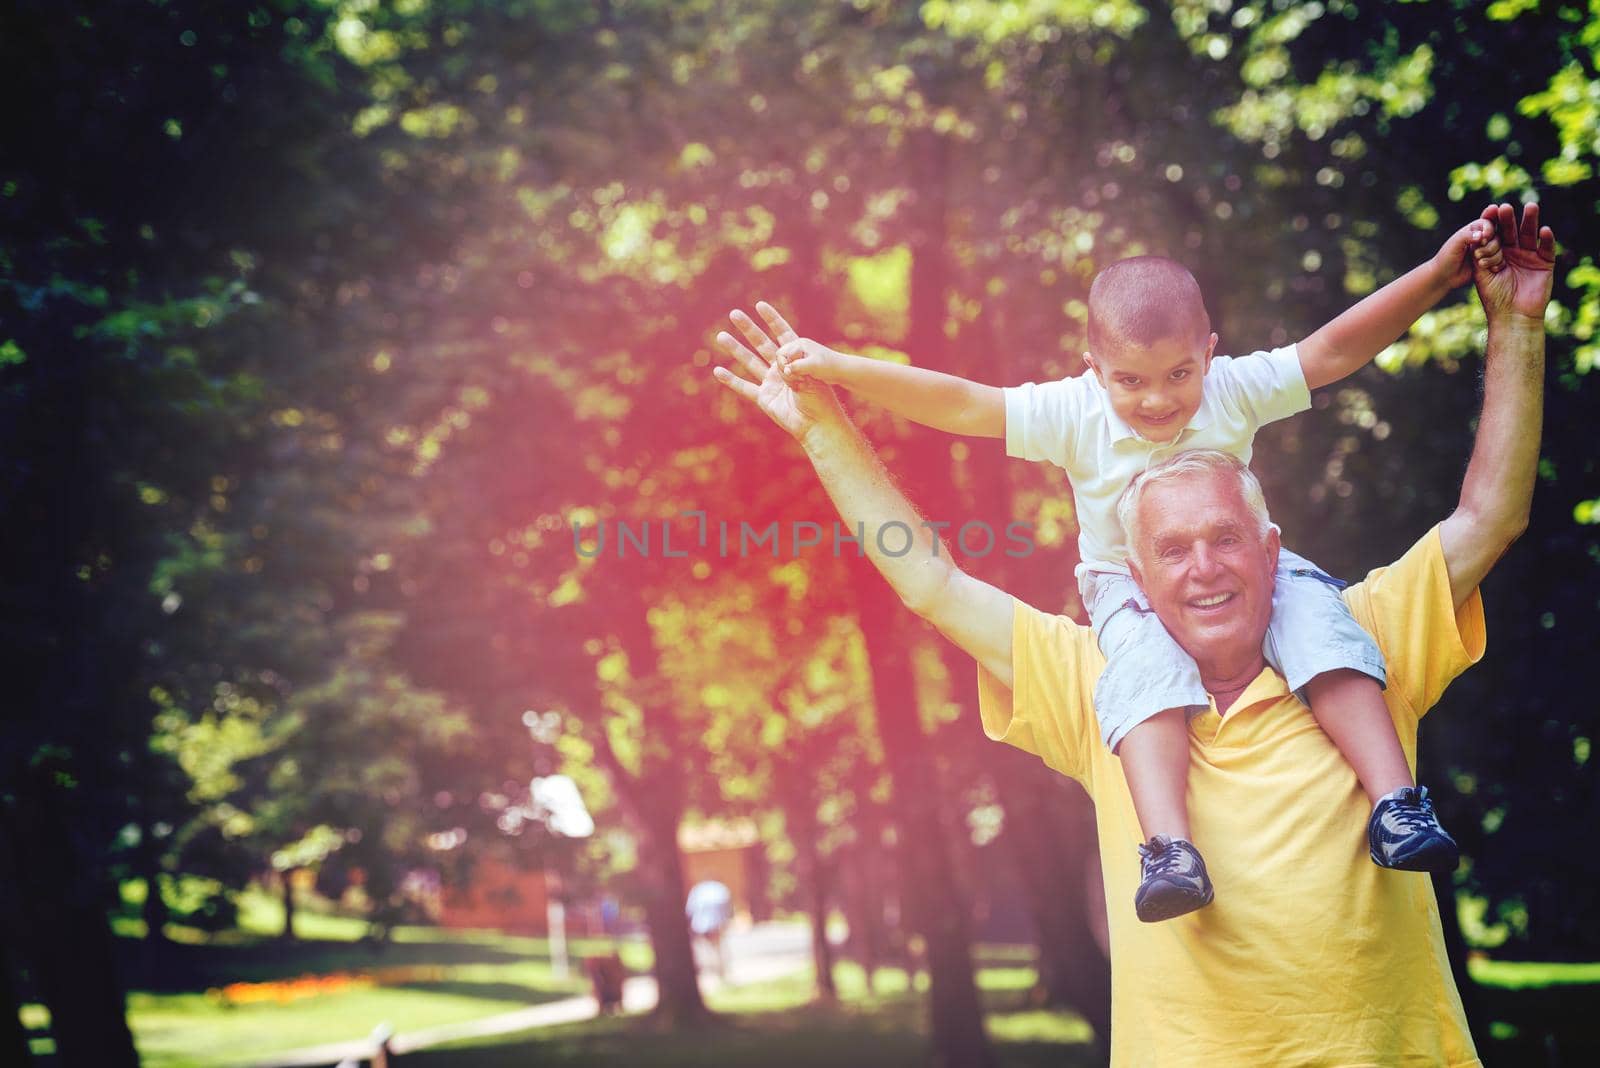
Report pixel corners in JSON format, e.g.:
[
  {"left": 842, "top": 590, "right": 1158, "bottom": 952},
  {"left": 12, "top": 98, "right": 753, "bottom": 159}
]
[
  {"left": 1010, "top": 597, "right": 1105, "bottom": 702},
  {"left": 1339, "top": 525, "right": 1486, "bottom": 720},
  {"left": 978, "top": 595, "right": 1102, "bottom": 785}
]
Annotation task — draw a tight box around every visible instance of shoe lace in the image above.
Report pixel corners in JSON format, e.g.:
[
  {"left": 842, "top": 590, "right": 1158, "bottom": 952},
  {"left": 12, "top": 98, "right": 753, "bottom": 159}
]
[
  {"left": 1385, "top": 788, "right": 1437, "bottom": 834},
  {"left": 1139, "top": 839, "right": 1189, "bottom": 877}
]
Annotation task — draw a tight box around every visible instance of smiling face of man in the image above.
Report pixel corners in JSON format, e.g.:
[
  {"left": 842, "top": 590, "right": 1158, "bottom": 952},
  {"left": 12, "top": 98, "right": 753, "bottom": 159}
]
[{"left": 1126, "top": 465, "right": 1280, "bottom": 683}]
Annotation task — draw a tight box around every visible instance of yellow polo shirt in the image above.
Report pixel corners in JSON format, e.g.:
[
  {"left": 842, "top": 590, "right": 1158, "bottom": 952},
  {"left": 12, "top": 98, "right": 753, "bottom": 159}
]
[{"left": 977, "top": 526, "right": 1485, "bottom": 1067}]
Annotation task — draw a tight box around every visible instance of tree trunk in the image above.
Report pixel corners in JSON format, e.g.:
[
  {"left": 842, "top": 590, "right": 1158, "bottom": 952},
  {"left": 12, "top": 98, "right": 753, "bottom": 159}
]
[
  {"left": 279, "top": 867, "right": 297, "bottom": 942},
  {"left": 927, "top": 221, "right": 1114, "bottom": 1046},
  {"left": 0, "top": 931, "right": 34, "bottom": 1066},
  {"left": 937, "top": 630, "right": 1113, "bottom": 1044},
  {"left": 992, "top": 747, "right": 1112, "bottom": 1042},
  {"left": 0, "top": 777, "right": 141, "bottom": 1067},
  {"left": 636, "top": 781, "right": 709, "bottom": 1026},
  {"left": 806, "top": 850, "right": 838, "bottom": 1002},
  {"left": 781, "top": 761, "right": 838, "bottom": 1002},
  {"left": 843, "top": 824, "right": 886, "bottom": 993},
  {"left": 857, "top": 581, "right": 997, "bottom": 1068},
  {"left": 140, "top": 849, "right": 170, "bottom": 943}
]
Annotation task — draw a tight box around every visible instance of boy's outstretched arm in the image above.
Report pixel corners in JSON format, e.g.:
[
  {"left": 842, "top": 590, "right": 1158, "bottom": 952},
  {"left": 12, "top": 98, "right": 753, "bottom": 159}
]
[
  {"left": 1296, "top": 216, "right": 1505, "bottom": 391},
  {"left": 761, "top": 323, "right": 1004, "bottom": 438}
]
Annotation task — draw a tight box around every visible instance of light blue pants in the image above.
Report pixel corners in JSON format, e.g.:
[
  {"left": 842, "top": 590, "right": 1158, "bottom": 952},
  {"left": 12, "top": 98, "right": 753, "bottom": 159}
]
[{"left": 1081, "top": 548, "right": 1387, "bottom": 752}]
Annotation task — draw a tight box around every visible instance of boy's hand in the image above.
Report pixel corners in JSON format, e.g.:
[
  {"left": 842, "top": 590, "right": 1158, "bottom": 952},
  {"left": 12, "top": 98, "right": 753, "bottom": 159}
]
[
  {"left": 1434, "top": 217, "right": 1504, "bottom": 289},
  {"left": 1472, "top": 202, "right": 1556, "bottom": 325},
  {"left": 713, "top": 302, "right": 846, "bottom": 444},
  {"left": 773, "top": 338, "right": 845, "bottom": 383}
]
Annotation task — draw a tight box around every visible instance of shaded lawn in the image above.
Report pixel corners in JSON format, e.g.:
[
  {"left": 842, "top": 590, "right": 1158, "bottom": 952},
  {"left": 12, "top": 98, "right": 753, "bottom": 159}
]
[
  {"left": 386, "top": 961, "right": 1099, "bottom": 1068},
  {"left": 125, "top": 940, "right": 600, "bottom": 1068},
  {"left": 404, "top": 1010, "right": 1100, "bottom": 1068},
  {"left": 105, "top": 883, "right": 1599, "bottom": 1068},
  {"left": 116, "top": 888, "right": 642, "bottom": 1068}
]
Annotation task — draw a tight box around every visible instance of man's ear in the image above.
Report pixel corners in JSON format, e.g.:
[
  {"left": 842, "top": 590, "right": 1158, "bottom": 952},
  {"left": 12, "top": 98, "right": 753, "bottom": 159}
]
[
  {"left": 1264, "top": 522, "right": 1281, "bottom": 573},
  {"left": 1128, "top": 554, "right": 1144, "bottom": 592}
]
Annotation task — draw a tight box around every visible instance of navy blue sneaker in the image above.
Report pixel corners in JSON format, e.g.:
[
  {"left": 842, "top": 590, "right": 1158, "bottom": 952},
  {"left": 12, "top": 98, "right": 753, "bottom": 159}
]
[
  {"left": 1368, "top": 786, "right": 1460, "bottom": 873},
  {"left": 1134, "top": 836, "right": 1214, "bottom": 923}
]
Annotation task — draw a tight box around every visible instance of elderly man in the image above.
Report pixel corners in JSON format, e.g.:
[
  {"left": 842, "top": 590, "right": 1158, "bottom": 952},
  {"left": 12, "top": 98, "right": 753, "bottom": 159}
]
[{"left": 712, "top": 203, "right": 1554, "bottom": 1066}]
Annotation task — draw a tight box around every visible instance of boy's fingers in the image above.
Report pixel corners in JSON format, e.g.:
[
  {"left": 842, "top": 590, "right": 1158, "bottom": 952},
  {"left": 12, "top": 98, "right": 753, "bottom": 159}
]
[
  {"left": 713, "top": 365, "right": 760, "bottom": 402},
  {"left": 716, "top": 330, "right": 769, "bottom": 380},
  {"left": 755, "top": 301, "right": 801, "bottom": 347}
]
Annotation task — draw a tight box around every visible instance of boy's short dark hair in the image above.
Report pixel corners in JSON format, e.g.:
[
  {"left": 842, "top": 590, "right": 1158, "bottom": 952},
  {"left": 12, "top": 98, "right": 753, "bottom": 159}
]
[{"left": 1087, "top": 256, "right": 1211, "bottom": 355}]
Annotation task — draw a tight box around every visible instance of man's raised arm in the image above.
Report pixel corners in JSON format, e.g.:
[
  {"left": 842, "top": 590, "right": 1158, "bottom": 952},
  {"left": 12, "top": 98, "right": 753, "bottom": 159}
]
[
  {"left": 712, "top": 301, "right": 1018, "bottom": 687},
  {"left": 1438, "top": 202, "right": 1557, "bottom": 609}
]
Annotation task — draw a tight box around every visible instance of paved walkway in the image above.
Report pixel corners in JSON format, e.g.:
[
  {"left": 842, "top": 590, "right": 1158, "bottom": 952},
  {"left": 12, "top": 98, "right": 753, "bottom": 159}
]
[{"left": 247, "top": 924, "right": 813, "bottom": 1067}]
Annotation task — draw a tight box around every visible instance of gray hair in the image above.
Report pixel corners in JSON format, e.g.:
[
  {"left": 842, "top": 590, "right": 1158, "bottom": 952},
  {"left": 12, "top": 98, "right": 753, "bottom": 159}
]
[{"left": 1117, "top": 450, "right": 1273, "bottom": 561}]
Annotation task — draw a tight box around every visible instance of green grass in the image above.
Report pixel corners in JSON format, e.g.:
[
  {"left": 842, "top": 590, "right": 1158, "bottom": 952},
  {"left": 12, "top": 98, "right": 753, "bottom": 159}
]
[
  {"left": 109, "top": 910, "right": 1095, "bottom": 1068},
  {"left": 131, "top": 986, "right": 556, "bottom": 1068},
  {"left": 1469, "top": 957, "right": 1600, "bottom": 989},
  {"left": 94, "top": 884, "right": 1595, "bottom": 1068},
  {"left": 407, "top": 958, "right": 1097, "bottom": 1068},
  {"left": 113, "top": 887, "right": 630, "bottom": 1068}
]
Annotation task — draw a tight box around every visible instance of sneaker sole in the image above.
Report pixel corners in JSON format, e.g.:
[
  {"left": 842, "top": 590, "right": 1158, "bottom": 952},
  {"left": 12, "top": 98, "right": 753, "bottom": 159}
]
[
  {"left": 1135, "top": 886, "right": 1214, "bottom": 923},
  {"left": 1368, "top": 844, "right": 1460, "bottom": 874}
]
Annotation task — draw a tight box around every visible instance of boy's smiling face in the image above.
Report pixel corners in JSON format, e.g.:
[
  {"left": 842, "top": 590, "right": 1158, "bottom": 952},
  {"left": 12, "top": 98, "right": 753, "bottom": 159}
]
[{"left": 1086, "top": 331, "right": 1218, "bottom": 443}]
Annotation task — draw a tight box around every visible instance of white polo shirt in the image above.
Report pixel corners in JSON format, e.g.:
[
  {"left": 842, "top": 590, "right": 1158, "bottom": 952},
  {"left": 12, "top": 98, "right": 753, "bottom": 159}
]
[{"left": 1003, "top": 346, "right": 1310, "bottom": 578}]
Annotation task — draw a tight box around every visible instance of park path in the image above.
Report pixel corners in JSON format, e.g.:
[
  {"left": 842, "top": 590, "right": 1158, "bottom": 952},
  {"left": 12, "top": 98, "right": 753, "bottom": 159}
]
[{"left": 244, "top": 922, "right": 813, "bottom": 1067}]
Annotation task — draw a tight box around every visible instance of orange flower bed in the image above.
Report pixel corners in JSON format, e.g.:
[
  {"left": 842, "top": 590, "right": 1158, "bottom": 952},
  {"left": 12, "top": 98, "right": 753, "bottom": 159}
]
[{"left": 209, "top": 965, "right": 450, "bottom": 1006}]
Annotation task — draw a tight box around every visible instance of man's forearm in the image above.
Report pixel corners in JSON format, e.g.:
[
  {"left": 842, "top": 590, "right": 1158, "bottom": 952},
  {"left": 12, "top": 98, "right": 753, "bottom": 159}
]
[
  {"left": 829, "top": 355, "right": 1002, "bottom": 437},
  {"left": 1439, "top": 313, "right": 1544, "bottom": 607},
  {"left": 797, "top": 412, "right": 1017, "bottom": 686},
  {"left": 798, "top": 416, "right": 956, "bottom": 612},
  {"left": 1461, "top": 314, "right": 1543, "bottom": 534},
  {"left": 1299, "top": 261, "right": 1451, "bottom": 390}
]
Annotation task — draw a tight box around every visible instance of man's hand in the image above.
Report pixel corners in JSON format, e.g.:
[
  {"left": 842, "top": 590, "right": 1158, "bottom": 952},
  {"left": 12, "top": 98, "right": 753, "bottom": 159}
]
[
  {"left": 713, "top": 302, "right": 846, "bottom": 443},
  {"left": 1474, "top": 202, "right": 1556, "bottom": 324},
  {"left": 1432, "top": 217, "right": 1504, "bottom": 290}
]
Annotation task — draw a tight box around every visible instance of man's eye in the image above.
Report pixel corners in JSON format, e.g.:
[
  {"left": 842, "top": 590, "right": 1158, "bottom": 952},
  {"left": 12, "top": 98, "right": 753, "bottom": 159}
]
[
  {"left": 1218, "top": 535, "right": 1239, "bottom": 547},
  {"left": 1160, "top": 547, "right": 1184, "bottom": 561}
]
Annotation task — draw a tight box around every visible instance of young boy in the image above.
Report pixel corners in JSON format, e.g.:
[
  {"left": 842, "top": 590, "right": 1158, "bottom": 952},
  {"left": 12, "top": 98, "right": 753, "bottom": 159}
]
[{"left": 763, "top": 219, "right": 1504, "bottom": 922}]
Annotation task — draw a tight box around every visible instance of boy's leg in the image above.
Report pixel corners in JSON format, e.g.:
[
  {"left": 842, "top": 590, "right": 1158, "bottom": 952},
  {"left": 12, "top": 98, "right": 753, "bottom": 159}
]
[
  {"left": 1302, "top": 669, "right": 1413, "bottom": 806},
  {"left": 1115, "top": 709, "right": 1193, "bottom": 841},
  {"left": 1115, "top": 712, "right": 1213, "bottom": 922},
  {"left": 1270, "top": 550, "right": 1458, "bottom": 873},
  {"left": 1085, "top": 571, "right": 1213, "bottom": 922}
]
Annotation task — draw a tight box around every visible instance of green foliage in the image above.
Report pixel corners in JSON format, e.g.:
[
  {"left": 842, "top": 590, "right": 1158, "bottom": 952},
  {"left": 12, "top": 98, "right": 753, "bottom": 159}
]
[{"left": 6, "top": 0, "right": 1599, "bottom": 1053}]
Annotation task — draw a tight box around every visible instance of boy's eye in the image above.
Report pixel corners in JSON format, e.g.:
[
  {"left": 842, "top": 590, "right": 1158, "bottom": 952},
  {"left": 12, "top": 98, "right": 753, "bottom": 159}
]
[
  {"left": 1170, "top": 369, "right": 1189, "bottom": 382},
  {"left": 1119, "top": 377, "right": 1141, "bottom": 388}
]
